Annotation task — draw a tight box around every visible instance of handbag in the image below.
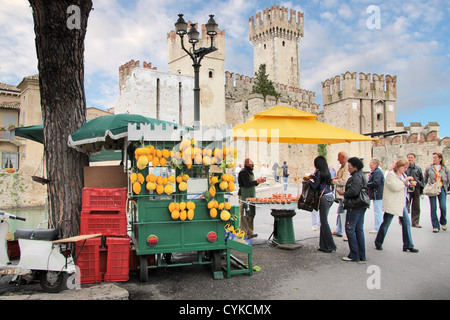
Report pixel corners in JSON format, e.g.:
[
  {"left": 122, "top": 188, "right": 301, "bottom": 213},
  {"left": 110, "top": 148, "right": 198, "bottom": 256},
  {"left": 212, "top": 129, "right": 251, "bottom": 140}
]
[
  {"left": 423, "top": 181, "right": 441, "bottom": 196},
  {"left": 297, "top": 181, "right": 325, "bottom": 212},
  {"left": 343, "top": 187, "right": 370, "bottom": 209}
]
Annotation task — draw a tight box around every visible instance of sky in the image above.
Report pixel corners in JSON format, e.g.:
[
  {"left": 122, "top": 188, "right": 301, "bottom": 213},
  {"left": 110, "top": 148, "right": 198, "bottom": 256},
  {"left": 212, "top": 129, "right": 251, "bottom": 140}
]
[{"left": 1, "top": 0, "right": 449, "bottom": 137}]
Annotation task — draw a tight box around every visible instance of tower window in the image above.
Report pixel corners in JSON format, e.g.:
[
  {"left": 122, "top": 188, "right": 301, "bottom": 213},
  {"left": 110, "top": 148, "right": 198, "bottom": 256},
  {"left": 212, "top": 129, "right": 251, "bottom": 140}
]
[
  {"left": 209, "top": 70, "right": 214, "bottom": 78},
  {"left": 282, "top": 41, "right": 285, "bottom": 47},
  {"left": 264, "top": 44, "right": 266, "bottom": 49}
]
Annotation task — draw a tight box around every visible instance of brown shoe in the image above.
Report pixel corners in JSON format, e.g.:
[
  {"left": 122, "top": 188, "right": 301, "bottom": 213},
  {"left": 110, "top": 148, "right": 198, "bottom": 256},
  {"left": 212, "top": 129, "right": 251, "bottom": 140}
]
[{"left": 412, "top": 224, "right": 422, "bottom": 228}]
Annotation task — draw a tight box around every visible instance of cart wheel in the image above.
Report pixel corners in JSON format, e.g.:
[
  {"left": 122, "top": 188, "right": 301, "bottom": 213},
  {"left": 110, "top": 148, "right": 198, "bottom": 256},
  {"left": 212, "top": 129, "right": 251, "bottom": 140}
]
[
  {"left": 139, "top": 255, "right": 148, "bottom": 282},
  {"left": 40, "top": 271, "right": 68, "bottom": 293}
]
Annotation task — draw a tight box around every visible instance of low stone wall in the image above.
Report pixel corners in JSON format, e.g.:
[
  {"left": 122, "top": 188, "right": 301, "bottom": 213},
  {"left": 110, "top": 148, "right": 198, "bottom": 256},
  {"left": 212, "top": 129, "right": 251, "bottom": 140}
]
[{"left": 0, "top": 172, "right": 46, "bottom": 209}]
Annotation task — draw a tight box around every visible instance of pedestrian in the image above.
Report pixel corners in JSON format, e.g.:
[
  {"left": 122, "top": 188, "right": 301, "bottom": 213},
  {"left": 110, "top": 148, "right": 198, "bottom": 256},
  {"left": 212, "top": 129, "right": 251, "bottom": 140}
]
[
  {"left": 233, "top": 164, "right": 242, "bottom": 183},
  {"left": 337, "top": 157, "right": 369, "bottom": 262},
  {"left": 406, "top": 153, "right": 424, "bottom": 228},
  {"left": 329, "top": 165, "right": 336, "bottom": 191},
  {"left": 260, "top": 164, "right": 268, "bottom": 180},
  {"left": 311, "top": 209, "right": 320, "bottom": 231},
  {"left": 307, "top": 168, "right": 320, "bottom": 231},
  {"left": 332, "top": 151, "right": 350, "bottom": 240},
  {"left": 282, "top": 161, "right": 289, "bottom": 192},
  {"left": 309, "top": 156, "right": 336, "bottom": 253},
  {"left": 374, "top": 159, "right": 419, "bottom": 253},
  {"left": 367, "top": 158, "right": 385, "bottom": 233},
  {"left": 424, "top": 152, "right": 449, "bottom": 233},
  {"left": 238, "top": 158, "right": 264, "bottom": 238},
  {"left": 272, "top": 162, "right": 280, "bottom": 182}
]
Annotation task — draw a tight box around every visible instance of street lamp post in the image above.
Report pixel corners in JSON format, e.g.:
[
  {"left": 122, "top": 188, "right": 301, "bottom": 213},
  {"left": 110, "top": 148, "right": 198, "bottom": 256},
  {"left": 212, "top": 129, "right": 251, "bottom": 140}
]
[{"left": 175, "top": 14, "right": 218, "bottom": 128}]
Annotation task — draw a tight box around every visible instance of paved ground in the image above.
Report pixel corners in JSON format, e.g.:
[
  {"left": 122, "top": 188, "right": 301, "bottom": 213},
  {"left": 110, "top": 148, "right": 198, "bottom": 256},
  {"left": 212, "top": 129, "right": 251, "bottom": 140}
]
[
  {"left": 1, "top": 184, "right": 449, "bottom": 301},
  {"left": 118, "top": 185, "right": 450, "bottom": 300}
]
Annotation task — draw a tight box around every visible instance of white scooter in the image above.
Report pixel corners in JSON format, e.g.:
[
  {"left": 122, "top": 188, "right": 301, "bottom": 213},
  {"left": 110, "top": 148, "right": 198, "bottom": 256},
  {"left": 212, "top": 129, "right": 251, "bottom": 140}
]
[{"left": 0, "top": 211, "right": 76, "bottom": 293}]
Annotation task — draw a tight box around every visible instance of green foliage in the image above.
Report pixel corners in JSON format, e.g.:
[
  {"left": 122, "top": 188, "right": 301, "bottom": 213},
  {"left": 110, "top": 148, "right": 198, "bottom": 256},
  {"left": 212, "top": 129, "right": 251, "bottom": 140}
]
[
  {"left": 318, "top": 144, "right": 328, "bottom": 160},
  {"left": 252, "top": 64, "right": 280, "bottom": 102}
]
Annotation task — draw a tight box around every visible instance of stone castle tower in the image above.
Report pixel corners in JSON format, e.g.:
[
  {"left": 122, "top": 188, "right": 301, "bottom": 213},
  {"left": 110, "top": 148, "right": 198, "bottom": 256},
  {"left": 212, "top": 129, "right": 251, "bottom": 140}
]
[
  {"left": 249, "top": 4, "right": 304, "bottom": 87},
  {"left": 167, "top": 22, "right": 226, "bottom": 125},
  {"left": 322, "top": 72, "right": 398, "bottom": 165}
]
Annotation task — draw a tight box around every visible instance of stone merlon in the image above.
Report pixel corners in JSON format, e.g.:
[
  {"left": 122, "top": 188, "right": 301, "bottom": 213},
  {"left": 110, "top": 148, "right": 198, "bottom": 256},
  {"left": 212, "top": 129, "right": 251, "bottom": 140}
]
[
  {"left": 249, "top": 4, "right": 304, "bottom": 41},
  {"left": 322, "top": 71, "right": 397, "bottom": 105}
]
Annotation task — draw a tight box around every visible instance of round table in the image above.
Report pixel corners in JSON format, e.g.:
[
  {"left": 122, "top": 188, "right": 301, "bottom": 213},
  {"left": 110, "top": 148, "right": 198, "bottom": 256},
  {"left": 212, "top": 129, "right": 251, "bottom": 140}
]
[{"left": 248, "top": 202, "right": 302, "bottom": 249}]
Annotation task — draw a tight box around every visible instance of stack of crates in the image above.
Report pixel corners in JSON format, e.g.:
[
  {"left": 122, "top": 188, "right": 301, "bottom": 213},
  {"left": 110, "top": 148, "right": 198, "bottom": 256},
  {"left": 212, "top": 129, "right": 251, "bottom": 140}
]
[{"left": 76, "top": 188, "right": 130, "bottom": 284}]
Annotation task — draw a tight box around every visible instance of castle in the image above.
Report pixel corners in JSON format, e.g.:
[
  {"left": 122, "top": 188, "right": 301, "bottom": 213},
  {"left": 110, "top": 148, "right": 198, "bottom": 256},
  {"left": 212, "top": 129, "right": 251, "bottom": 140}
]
[
  {"left": 2, "top": 4, "right": 447, "bottom": 210},
  {"left": 115, "top": 4, "right": 449, "bottom": 174}
]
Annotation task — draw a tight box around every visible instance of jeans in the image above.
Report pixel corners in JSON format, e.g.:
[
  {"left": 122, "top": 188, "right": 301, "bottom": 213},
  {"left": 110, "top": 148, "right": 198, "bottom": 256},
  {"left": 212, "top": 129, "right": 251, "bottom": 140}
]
[
  {"left": 372, "top": 199, "right": 383, "bottom": 231},
  {"left": 283, "top": 177, "right": 288, "bottom": 192},
  {"left": 375, "top": 207, "right": 414, "bottom": 249},
  {"left": 319, "top": 193, "right": 337, "bottom": 252},
  {"left": 335, "top": 199, "right": 346, "bottom": 236},
  {"left": 345, "top": 208, "right": 367, "bottom": 260},
  {"left": 407, "top": 188, "right": 422, "bottom": 226},
  {"left": 311, "top": 210, "right": 320, "bottom": 228},
  {"left": 429, "top": 187, "right": 447, "bottom": 230}
]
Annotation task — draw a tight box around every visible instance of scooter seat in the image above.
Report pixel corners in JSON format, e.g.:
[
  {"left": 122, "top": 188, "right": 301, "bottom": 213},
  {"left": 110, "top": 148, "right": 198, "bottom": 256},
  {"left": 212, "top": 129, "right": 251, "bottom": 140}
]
[{"left": 14, "top": 229, "right": 59, "bottom": 241}]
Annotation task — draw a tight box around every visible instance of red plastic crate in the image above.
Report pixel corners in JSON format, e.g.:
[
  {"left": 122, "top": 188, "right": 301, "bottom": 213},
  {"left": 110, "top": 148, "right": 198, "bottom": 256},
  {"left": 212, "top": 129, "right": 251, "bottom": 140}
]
[
  {"left": 104, "top": 237, "right": 131, "bottom": 282},
  {"left": 82, "top": 188, "right": 127, "bottom": 212},
  {"left": 76, "top": 237, "right": 102, "bottom": 284},
  {"left": 80, "top": 210, "right": 127, "bottom": 237}
]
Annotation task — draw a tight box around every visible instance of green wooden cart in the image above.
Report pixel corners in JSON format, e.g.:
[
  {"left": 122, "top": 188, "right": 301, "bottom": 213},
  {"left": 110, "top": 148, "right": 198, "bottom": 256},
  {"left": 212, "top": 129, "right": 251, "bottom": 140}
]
[{"left": 127, "top": 124, "right": 247, "bottom": 281}]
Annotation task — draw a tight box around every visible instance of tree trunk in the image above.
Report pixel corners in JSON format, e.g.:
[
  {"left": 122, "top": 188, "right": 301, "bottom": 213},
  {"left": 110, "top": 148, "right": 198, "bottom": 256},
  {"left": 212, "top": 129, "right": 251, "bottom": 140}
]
[{"left": 29, "top": 0, "right": 92, "bottom": 238}]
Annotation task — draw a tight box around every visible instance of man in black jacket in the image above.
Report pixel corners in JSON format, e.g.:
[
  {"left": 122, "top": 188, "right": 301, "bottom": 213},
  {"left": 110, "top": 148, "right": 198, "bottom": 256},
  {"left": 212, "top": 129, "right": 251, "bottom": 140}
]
[
  {"left": 406, "top": 153, "right": 424, "bottom": 228},
  {"left": 238, "top": 158, "right": 265, "bottom": 238}
]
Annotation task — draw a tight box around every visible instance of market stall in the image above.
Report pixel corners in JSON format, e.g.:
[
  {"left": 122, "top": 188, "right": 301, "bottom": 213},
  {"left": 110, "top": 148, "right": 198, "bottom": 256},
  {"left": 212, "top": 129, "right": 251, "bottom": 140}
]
[
  {"left": 233, "top": 105, "right": 378, "bottom": 249},
  {"left": 125, "top": 122, "right": 248, "bottom": 281},
  {"left": 68, "top": 116, "right": 254, "bottom": 281}
]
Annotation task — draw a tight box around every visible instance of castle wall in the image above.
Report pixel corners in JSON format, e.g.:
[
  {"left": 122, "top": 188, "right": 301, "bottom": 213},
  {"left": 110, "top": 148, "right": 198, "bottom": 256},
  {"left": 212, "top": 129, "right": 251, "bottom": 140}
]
[
  {"left": 373, "top": 128, "right": 450, "bottom": 170},
  {"left": 322, "top": 72, "right": 397, "bottom": 168},
  {"left": 115, "top": 62, "right": 195, "bottom": 126},
  {"left": 224, "top": 71, "right": 319, "bottom": 127}
]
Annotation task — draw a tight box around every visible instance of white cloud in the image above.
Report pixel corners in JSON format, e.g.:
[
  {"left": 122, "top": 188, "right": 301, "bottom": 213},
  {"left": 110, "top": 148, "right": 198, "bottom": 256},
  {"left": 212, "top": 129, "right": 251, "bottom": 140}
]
[
  {"left": 320, "top": 11, "right": 334, "bottom": 21},
  {"left": 338, "top": 4, "right": 353, "bottom": 19},
  {"left": 0, "top": 0, "right": 37, "bottom": 84}
]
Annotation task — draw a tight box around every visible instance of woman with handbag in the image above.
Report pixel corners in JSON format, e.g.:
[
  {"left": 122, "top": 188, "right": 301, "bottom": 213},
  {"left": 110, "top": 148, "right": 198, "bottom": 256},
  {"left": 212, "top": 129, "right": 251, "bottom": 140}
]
[
  {"left": 374, "top": 159, "right": 419, "bottom": 252},
  {"left": 424, "top": 152, "right": 449, "bottom": 233},
  {"left": 309, "top": 156, "right": 336, "bottom": 253},
  {"left": 337, "top": 157, "right": 370, "bottom": 262}
]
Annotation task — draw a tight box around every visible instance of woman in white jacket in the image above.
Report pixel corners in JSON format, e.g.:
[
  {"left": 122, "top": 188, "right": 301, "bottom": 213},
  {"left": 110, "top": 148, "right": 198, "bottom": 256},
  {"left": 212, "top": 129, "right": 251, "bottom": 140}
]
[{"left": 374, "top": 159, "right": 419, "bottom": 253}]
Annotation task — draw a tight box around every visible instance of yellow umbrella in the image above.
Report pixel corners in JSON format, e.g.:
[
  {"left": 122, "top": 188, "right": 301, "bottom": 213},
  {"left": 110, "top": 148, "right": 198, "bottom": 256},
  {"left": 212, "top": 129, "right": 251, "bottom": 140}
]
[{"left": 233, "top": 105, "right": 378, "bottom": 145}]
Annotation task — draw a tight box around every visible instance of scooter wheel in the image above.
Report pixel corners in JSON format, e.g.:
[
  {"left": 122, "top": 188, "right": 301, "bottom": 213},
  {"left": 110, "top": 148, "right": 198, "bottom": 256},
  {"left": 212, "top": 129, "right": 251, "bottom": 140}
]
[{"left": 40, "top": 271, "right": 68, "bottom": 293}]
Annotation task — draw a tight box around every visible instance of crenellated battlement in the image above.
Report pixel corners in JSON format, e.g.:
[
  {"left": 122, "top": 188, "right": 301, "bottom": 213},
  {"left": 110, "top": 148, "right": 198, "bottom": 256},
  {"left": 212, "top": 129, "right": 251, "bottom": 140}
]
[
  {"left": 119, "top": 59, "right": 157, "bottom": 90},
  {"left": 373, "top": 121, "right": 450, "bottom": 171},
  {"left": 225, "top": 71, "right": 316, "bottom": 105},
  {"left": 249, "top": 4, "right": 304, "bottom": 42},
  {"left": 322, "top": 71, "right": 397, "bottom": 105}
]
